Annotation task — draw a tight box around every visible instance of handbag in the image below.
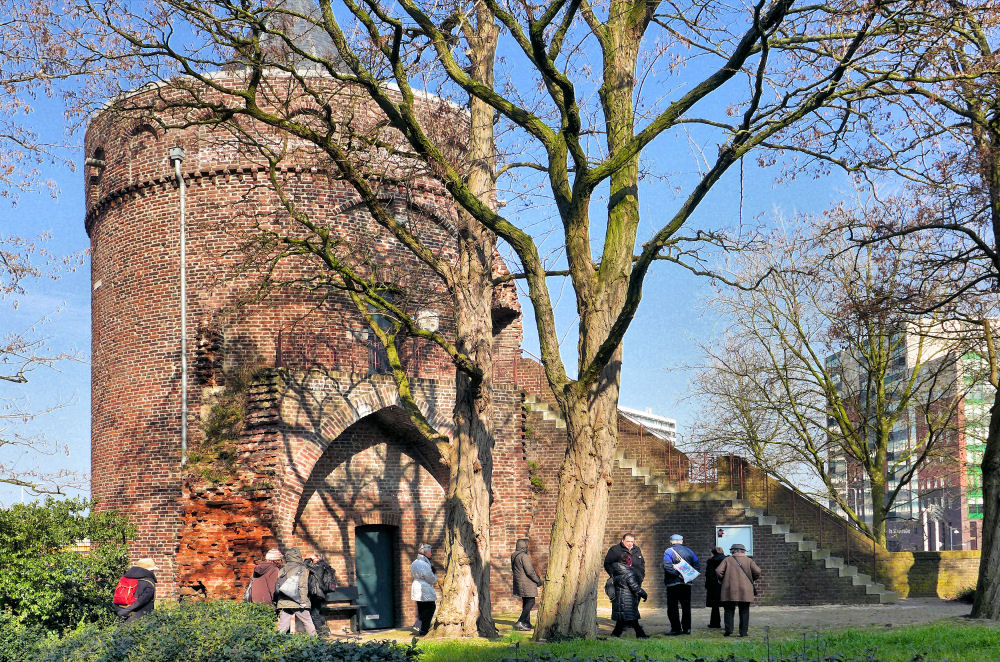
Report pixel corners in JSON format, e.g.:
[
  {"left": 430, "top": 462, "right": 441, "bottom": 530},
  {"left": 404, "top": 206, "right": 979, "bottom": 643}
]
[
  {"left": 669, "top": 548, "right": 700, "bottom": 583},
  {"left": 734, "top": 557, "right": 758, "bottom": 596}
]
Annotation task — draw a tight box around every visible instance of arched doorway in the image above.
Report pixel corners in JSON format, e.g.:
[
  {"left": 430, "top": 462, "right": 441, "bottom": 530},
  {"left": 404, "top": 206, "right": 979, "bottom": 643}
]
[{"left": 355, "top": 524, "right": 398, "bottom": 629}]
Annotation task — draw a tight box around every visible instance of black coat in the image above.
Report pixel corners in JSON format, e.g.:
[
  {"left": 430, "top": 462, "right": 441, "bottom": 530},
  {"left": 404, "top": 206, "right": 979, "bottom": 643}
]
[
  {"left": 603, "top": 542, "right": 646, "bottom": 585},
  {"left": 511, "top": 540, "right": 543, "bottom": 598},
  {"left": 610, "top": 562, "right": 646, "bottom": 622},
  {"left": 112, "top": 566, "right": 157, "bottom": 619},
  {"left": 705, "top": 553, "right": 726, "bottom": 607}
]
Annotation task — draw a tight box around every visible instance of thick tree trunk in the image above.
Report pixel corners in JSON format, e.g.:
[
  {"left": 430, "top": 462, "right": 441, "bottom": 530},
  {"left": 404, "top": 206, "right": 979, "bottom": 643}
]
[
  {"left": 534, "top": 370, "right": 621, "bottom": 639},
  {"left": 972, "top": 388, "right": 1000, "bottom": 619},
  {"left": 430, "top": 9, "right": 500, "bottom": 635},
  {"left": 432, "top": 285, "right": 498, "bottom": 637}
]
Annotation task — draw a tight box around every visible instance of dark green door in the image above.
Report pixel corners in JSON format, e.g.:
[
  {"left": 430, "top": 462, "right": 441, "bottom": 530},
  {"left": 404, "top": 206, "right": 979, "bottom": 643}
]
[{"left": 355, "top": 525, "right": 396, "bottom": 629}]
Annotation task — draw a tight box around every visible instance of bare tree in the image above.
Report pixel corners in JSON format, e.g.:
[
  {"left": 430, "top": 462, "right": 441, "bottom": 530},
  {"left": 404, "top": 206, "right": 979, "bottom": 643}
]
[
  {"left": 75, "top": 0, "right": 982, "bottom": 636},
  {"left": 692, "top": 213, "right": 973, "bottom": 544},
  {"left": 777, "top": 4, "right": 1000, "bottom": 619},
  {"left": 0, "top": 2, "right": 103, "bottom": 496}
]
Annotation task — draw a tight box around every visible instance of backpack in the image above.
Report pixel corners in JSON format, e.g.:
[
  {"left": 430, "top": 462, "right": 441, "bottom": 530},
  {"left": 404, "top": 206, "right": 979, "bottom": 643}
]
[
  {"left": 113, "top": 576, "right": 139, "bottom": 606},
  {"left": 307, "top": 568, "right": 325, "bottom": 601},
  {"left": 604, "top": 576, "right": 617, "bottom": 601},
  {"left": 277, "top": 567, "right": 307, "bottom": 601}
]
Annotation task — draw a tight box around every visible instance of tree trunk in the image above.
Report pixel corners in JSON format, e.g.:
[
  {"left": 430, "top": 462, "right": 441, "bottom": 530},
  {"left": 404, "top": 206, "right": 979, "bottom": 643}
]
[
  {"left": 971, "top": 133, "right": 1000, "bottom": 620},
  {"left": 432, "top": 274, "right": 498, "bottom": 637},
  {"left": 430, "top": 7, "right": 500, "bottom": 636},
  {"left": 534, "top": 369, "right": 621, "bottom": 639},
  {"left": 972, "top": 388, "right": 1000, "bottom": 618}
]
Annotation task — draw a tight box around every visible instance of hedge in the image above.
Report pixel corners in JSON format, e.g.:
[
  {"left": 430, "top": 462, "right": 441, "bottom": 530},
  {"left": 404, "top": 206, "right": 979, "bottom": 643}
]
[{"left": 1, "top": 602, "right": 417, "bottom": 662}]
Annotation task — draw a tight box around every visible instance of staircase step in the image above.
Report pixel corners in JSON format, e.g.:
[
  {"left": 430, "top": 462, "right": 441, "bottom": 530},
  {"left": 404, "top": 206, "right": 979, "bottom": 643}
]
[
  {"left": 826, "top": 556, "right": 844, "bottom": 569},
  {"left": 759, "top": 515, "right": 777, "bottom": 526},
  {"left": 784, "top": 532, "right": 804, "bottom": 543},
  {"left": 798, "top": 540, "right": 818, "bottom": 552},
  {"left": 771, "top": 524, "right": 789, "bottom": 534}
]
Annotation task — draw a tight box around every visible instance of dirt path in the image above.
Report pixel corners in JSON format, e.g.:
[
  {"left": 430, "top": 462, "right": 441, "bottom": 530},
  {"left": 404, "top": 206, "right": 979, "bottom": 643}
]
[
  {"left": 350, "top": 598, "right": 972, "bottom": 641},
  {"left": 614, "top": 598, "right": 972, "bottom": 636}
]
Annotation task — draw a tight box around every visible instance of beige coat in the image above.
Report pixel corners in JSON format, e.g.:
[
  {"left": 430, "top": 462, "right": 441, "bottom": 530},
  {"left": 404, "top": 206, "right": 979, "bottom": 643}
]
[{"left": 715, "top": 554, "right": 761, "bottom": 603}]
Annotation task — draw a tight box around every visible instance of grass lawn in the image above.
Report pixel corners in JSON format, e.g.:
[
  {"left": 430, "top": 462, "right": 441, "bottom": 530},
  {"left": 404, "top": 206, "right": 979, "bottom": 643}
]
[{"left": 410, "top": 621, "right": 1000, "bottom": 662}]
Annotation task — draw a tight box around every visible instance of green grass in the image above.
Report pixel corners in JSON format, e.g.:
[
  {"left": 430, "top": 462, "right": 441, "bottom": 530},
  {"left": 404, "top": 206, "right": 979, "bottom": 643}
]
[{"left": 407, "top": 621, "right": 1000, "bottom": 662}]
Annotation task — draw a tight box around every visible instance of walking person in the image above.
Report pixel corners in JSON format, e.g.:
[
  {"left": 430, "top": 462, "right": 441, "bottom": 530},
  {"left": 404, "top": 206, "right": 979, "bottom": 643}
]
[
  {"left": 111, "top": 558, "right": 158, "bottom": 623},
  {"left": 603, "top": 532, "right": 646, "bottom": 586},
  {"left": 307, "top": 554, "right": 336, "bottom": 636},
  {"left": 511, "top": 538, "right": 544, "bottom": 631},
  {"left": 608, "top": 552, "right": 649, "bottom": 638},
  {"left": 248, "top": 549, "right": 282, "bottom": 605},
  {"left": 274, "top": 547, "right": 317, "bottom": 636},
  {"left": 704, "top": 546, "right": 726, "bottom": 629},
  {"left": 410, "top": 543, "right": 437, "bottom": 636},
  {"left": 715, "top": 543, "right": 762, "bottom": 637},
  {"left": 662, "top": 533, "right": 700, "bottom": 635}
]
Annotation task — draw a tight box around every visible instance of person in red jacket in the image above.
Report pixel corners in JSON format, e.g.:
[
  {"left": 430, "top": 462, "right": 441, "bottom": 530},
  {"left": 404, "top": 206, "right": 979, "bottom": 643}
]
[{"left": 249, "top": 549, "right": 283, "bottom": 605}]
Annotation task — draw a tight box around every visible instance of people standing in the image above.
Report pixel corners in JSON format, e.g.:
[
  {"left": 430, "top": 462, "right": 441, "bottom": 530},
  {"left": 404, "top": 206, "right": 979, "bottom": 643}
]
[
  {"left": 248, "top": 549, "right": 283, "bottom": 605},
  {"left": 410, "top": 543, "right": 438, "bottom": 636},
  {"left": 662, "top": 533, "right": 700, "bottom": 635},
  {"left": 111, "top": 558, "right": 158, "bottom": 623},
  {"left": 274, "top": 547, "right": 317, "bottom": 636},
  {"left": 609, "top": 552, "right": 649, "bottom": 638},
  {"left": 511, "top": 538, "right": 544, "bottom": 631},
  {"left": 307, "top": 553, "right": 335, "bottom": 636},
  {"left": 604, "top": 533, "right": 646, "bottom": 586},
  {"left": 715, "top": 543, "right": 762, "bottom": 637},
  {"left": 704, "top": 546, "right": 726, "bottom": 629}
]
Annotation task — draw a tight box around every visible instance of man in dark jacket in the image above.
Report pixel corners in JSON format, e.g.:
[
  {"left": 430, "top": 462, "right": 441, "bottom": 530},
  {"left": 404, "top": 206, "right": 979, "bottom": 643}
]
[
  {"left": 610, "top": 552, "right": 649, "bottom": 638},
  {"left": 112, "top": 557, "right": 158, "bottom": 622},
  {"left": 662, "top": 533, "right": 700, "bottom": 635},
  {"left": 248, "top": 549, "right": 283, "bottom": 605},
  {"left": 308, "top": 553, "right": 336, "bottom": 636},
  {"left": 704, "top": 546, "right": 726, "bottom": 629},
  {"left": 603, "top": 533, "right": 645, "bottom": 586},
  {"left": 511, "top": 538, "right": 543, "bottom": 631}
]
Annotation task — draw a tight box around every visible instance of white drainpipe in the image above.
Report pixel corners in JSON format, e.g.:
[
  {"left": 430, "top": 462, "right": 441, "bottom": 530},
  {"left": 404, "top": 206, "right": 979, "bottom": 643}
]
[{"left": 169, "top": 146, "right": 188, "bottom": 466}]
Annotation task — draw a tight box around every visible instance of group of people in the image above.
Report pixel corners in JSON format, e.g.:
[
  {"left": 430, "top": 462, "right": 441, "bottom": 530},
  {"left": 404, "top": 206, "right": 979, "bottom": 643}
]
[
  {"left": 601, "top": 532, "right": 763, "bottom": 638},
  {"left": 111, "top": 535, "right": 760, "bottom": 639},
  {"left": 245, "top": 547, "right": 338, "bottom": 636},
  {"left": 507, "top": 532, "right": 762, "bottom": 638}
]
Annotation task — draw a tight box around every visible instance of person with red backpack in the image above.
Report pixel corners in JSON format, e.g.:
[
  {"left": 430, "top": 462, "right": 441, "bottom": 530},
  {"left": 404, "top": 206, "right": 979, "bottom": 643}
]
[{"left": 112, "top": 558, "right": 158, "bottom": 622}]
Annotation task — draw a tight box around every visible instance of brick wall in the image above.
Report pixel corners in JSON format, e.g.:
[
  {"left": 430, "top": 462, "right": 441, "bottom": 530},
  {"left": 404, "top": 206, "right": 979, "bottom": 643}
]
[{"left": 877, "top": 551, "right": 980, "bottom": 599}]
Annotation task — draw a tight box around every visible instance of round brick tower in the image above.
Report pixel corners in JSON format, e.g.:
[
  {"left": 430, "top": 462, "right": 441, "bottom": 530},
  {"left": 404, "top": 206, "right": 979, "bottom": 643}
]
[{"left": 84, "top": 75, "right": 527, "bottom": 611}]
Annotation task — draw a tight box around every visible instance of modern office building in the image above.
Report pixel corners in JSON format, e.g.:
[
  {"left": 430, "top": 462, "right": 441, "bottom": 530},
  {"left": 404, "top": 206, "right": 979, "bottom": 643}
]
[
  {"left": 826, "top": 325, "right": 990, "bottom": 551},
  {"left": 618, "top": 406, "right": 678, "bottom": 446}
]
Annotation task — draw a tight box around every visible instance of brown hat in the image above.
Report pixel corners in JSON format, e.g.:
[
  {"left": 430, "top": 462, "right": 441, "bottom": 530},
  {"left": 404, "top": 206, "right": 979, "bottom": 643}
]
[
  {"left": 729, "top": 544, "right": 747, "bottom": 553},
  {"left": 135, "top": 557, "right": 159, "bottom": 571}
]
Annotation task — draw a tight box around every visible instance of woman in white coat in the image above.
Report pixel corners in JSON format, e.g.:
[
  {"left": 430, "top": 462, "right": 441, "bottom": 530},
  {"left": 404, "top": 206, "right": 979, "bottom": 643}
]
[{"left": 410, "top": 543, "right": 437, "bottom": 635}]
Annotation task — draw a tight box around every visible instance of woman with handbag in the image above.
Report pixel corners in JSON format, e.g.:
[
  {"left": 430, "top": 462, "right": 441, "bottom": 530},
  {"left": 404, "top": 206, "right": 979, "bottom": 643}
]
[{"left": 714, "top": 543, "right": 762, "bottom": 637}]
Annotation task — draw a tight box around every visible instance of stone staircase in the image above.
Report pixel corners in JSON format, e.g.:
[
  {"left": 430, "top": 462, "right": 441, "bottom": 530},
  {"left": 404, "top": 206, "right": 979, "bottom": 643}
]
[
  {"left": 524, "top": 392, "right": 897, "bottom": 604},
  {"left": 523, "top": 393, "right": 566, "bottom": 429}
]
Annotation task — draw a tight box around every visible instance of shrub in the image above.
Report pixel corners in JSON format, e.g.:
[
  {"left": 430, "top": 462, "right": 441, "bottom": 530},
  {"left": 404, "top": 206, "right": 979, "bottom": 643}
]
[
  {"left": 0, "top": 610, "right": 48, "bottom": 662},
  {"left": 33, "top": 601, "right": 418, "bottom": 662},
  {"left": 0, "top": 498, "right": 133, "bottom": 632}
]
